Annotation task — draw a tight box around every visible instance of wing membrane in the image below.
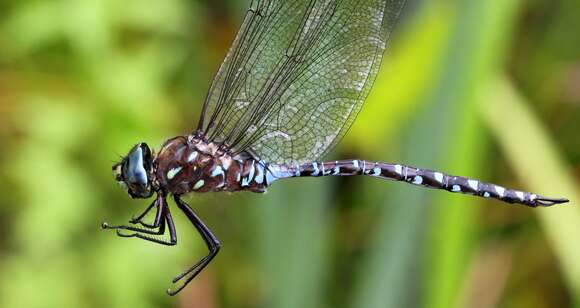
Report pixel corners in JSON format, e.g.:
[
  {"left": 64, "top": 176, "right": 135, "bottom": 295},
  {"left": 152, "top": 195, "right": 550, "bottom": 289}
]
[{"left": 197, "top": 0, "right": 405, "bottom": 164}]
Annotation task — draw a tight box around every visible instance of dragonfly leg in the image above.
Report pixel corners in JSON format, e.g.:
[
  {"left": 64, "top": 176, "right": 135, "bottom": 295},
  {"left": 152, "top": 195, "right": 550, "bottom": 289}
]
[
  {"left": 102, "top": 196, "right": 177, "bottom": 246},
  {"left": 114, "top": 207, "right": 177, "bottom": 246},
  {"left": 167, "top": 195, "right": 221, "bottom": 296},
  {"left": 129, "top": 198, "right": 159, "bottom": 228},
  {"left": 102, "top": 197, "right": 165, "bottom": 233}
]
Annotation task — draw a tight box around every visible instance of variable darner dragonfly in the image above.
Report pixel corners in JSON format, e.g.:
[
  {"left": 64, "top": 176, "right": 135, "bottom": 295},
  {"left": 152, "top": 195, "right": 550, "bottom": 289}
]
[{"left": 102, "top": 0, "right": 569, "bottom": 296}]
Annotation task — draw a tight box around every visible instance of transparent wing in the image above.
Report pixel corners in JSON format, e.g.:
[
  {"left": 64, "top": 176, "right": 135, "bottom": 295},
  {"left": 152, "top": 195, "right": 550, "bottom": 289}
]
[{"left": 197, "top": 0, "right": 405, "bottom": 164}]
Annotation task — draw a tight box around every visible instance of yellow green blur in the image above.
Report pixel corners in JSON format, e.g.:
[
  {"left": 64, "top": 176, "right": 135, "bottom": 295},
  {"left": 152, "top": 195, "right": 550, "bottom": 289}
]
[{"left": 0, "top": 1, "right": 578, "bottom": 307}]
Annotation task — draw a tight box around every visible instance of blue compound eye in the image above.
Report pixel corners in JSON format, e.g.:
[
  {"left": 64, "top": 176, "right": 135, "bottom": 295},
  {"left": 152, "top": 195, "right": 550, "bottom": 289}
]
[
  {"left": 118, "top": 143, "right": 154, "bottom": 199},
  {"left": 126, "top": 145, "right": 148, "bottom": 187}
]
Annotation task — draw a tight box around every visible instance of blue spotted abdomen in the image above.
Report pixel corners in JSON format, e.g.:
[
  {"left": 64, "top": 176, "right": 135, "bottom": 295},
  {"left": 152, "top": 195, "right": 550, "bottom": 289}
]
[{"left": 265, "top": 160, "right": 565, "bottom": 207}]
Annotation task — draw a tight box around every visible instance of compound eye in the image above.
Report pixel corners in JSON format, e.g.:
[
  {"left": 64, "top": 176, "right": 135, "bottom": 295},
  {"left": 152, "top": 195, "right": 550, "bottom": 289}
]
[{"left": 126, "top": 145, "right": 148, "bottom": 187}]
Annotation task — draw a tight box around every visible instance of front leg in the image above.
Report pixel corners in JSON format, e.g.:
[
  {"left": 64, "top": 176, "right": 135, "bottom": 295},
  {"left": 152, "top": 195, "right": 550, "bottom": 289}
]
[
  {"left": 167, "top": 195, "right": 221, "bottom": 296},
  {"left": 129, "top": 198, "right": 160, "bottom": 228},
  {"left": 102, "top": 195, "right": 177, "bottom": 246}
]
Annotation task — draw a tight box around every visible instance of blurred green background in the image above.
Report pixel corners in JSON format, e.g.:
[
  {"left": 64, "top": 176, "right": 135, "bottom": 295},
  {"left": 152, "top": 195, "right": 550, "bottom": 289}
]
[{"left": 0, "top": 0, "right": 579, "bottom": 307}]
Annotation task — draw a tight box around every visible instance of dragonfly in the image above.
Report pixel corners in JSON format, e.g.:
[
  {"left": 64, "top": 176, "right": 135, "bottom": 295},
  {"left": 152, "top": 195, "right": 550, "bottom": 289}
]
[{"left": 102, "top": 0, "right": 569, "bottom": 296}]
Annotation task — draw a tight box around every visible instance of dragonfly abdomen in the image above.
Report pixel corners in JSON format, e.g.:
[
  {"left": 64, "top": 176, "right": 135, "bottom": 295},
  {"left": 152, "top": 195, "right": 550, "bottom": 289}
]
[{"left": 268, "top": 160, "right": 567, "bottom": 207}]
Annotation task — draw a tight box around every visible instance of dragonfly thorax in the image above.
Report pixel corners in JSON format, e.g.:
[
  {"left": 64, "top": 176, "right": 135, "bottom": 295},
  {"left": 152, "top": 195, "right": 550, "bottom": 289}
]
[{"left": 153, "top": 135, "right": 271, "bottom": 195}]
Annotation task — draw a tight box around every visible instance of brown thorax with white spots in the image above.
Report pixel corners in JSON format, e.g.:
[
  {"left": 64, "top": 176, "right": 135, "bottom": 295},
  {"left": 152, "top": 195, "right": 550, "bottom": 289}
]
[{"left": 154, "top": 135, "right": 271, "bottom": 195}]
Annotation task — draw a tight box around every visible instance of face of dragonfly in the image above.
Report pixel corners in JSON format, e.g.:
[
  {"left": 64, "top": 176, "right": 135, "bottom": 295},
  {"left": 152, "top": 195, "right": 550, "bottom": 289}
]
[{"left": 113, "top": 143, "right": 155, "bottom": 199}]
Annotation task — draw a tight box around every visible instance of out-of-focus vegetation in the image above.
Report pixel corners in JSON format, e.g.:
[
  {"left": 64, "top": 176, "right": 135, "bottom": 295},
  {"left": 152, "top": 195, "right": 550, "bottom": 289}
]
[{"left": 0, "top": 0, "right": 578, "bottom": 307}]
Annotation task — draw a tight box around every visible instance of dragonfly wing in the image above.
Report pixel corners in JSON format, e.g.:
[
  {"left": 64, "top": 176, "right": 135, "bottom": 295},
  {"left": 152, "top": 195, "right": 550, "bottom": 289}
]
[{"left": 197, "top": 0, "right": 405, "bottom": 164}]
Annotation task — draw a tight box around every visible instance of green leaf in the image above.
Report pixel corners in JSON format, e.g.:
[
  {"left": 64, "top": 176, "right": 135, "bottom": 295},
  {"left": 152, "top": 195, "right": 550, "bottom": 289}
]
[{"left": 479, "top": 76, "right": 580, "bottom": 301}]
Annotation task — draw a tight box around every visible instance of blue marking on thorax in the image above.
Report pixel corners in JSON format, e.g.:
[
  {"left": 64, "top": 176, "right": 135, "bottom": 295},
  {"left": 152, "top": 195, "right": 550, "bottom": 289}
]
[
  {"left": 241, "top": 161, "right": 255, "bottom": 187},
  {"left": 222, "top": 159, "right": 231, "bottom": 171},
  {"left": 188, "top": 151, "right": 198, "bottom": 163},
  {"left": 211, "top": 166, "right": 224, "bottom": 178},
  {"left": 167, "top": 167, "right": 183, "bottom": 180},
  {"left": 255, "top": 164, "right": 265, "bottom": 184},
  {"left": 247, "top": 161, "right": 255, "bottom": 179}
]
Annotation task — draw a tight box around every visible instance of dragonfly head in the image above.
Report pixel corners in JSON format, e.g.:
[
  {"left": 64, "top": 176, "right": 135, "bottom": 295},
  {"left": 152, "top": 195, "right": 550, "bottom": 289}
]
[{"left": 113, "top": 143, "right": 155, "bottom": 199}]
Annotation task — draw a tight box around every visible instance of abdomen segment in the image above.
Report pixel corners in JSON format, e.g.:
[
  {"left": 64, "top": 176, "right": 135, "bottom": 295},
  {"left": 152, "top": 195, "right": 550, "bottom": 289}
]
[{"left": 266, "top": 160, "right": 569, "bottom": 207}]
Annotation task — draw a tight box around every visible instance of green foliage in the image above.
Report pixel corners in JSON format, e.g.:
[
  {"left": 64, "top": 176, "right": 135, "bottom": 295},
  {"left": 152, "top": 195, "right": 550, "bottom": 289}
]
[{"left": 0, "top": 0, "right": 577, "bottom": 307}]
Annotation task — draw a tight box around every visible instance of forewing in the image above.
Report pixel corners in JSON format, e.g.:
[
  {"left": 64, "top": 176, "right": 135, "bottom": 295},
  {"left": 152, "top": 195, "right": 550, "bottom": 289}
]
[{"left": 198, "top": 0, "right": 405, "bottom": 164}]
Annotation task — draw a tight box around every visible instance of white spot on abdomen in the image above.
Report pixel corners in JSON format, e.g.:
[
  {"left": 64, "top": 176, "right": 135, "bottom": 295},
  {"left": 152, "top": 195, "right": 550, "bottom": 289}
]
[
  {"left": 333, "top": 161, "right": 340, "bottom": 175},
  {"left": 312, "top": 162, "right": 320, "bottom": 176},
  {"left": 452, "top": 185, "right": 461, "bottom": 192},
  {"left": 295, "top": 163, "right": 301, "bottom": 176},
  {"left": 468, "top": 180, "right": 479, "bottom": 190},
  {"left": 394, "top": 165, "right": 402, "bottom": 175},
  {"left": 495, "top": 186, "right": 505, "bottom": 197},
  {"left": 434, "top": 172, "right": 444, "bottom": 183},
  {"left": 412, "top": 176, "right": 423, "bottom": 185}
]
